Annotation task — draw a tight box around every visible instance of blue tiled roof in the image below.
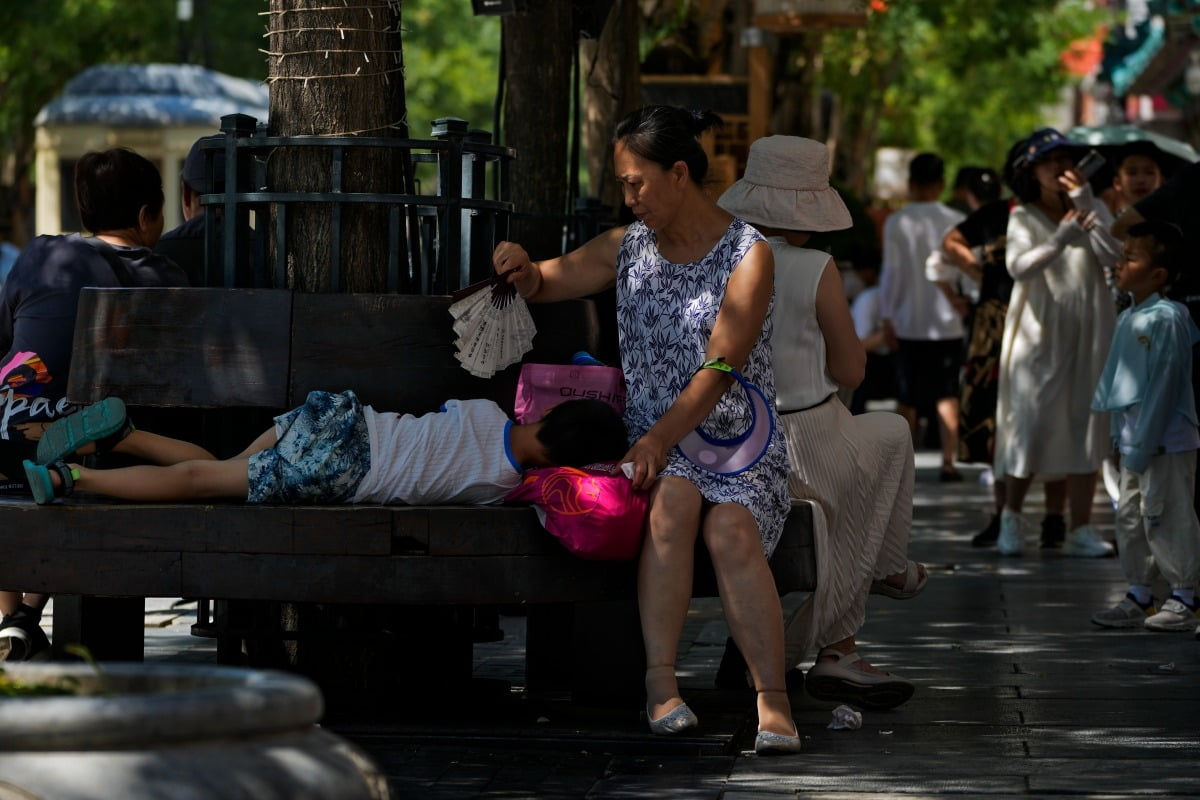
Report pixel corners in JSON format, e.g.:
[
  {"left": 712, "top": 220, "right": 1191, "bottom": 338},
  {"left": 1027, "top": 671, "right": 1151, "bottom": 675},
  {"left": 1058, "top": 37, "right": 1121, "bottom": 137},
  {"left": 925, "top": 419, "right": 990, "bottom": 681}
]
[{"left": 34, "top": 63, "right": 268, "bottom": 128}]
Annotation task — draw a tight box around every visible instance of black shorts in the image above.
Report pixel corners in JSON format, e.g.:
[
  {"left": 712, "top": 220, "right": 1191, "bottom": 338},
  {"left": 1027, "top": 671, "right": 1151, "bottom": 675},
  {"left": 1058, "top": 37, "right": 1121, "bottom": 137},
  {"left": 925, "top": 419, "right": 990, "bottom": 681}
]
[
  {"left": 0, "top": 440, "right": 35, "bottom": 492},
  {"left": 894, "top": 338, "right": 963, "bottom": 411}
]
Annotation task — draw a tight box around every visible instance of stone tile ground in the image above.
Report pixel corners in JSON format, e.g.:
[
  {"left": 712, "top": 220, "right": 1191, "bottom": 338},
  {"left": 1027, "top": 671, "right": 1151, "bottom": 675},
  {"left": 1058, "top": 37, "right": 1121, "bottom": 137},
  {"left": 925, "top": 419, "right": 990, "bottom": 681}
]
[{"left": 44, "top": 451, "right": 1200, "bottom": 798}]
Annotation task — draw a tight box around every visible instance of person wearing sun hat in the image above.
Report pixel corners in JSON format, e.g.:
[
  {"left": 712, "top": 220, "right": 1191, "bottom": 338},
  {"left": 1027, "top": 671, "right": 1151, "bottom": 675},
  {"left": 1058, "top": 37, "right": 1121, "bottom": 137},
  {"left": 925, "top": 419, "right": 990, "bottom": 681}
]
[
  {"left": 715, "top": 136, "right": 924, "bottom": 710},
  {"left": 993, "top": 126, "right": 1118, "bottom": 558}
]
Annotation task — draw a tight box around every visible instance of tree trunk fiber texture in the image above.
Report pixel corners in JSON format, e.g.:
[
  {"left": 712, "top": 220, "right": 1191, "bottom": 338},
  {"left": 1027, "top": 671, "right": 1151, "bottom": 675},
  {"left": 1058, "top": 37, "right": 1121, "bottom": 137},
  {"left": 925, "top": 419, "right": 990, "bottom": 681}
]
[{"left": 266, "top": 0, "right": 407, "bottom": 292}]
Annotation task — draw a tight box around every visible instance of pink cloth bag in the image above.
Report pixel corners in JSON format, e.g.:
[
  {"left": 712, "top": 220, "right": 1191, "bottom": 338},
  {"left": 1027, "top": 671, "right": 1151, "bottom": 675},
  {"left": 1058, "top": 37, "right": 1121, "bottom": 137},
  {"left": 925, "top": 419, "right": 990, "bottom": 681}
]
[
  {"left": 504, "top": 464, "right": 648, "bottom": 560},
  {"left": 512, "top": 363, "right": 626, "bottom": 424}
]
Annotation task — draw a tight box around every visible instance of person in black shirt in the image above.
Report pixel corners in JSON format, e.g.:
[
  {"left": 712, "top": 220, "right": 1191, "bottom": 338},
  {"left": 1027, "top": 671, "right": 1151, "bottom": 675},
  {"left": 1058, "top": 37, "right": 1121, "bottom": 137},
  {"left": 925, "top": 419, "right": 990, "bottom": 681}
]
[{"left": 0, "top": 147, "right": 188, "bottom": 661}]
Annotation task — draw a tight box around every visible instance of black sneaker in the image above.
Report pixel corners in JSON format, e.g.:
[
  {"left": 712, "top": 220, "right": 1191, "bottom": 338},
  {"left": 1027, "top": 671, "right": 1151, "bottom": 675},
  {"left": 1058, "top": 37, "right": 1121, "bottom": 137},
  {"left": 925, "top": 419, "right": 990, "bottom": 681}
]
[
  {"left": 971, "top": 512, "right": 1001, "bottom": 547},
  {"left": 1040, "top": 514, "right": 1066, "bottom": 549},
  {"left": 0, "top": 613, "right": 51, "bottom": 661}
]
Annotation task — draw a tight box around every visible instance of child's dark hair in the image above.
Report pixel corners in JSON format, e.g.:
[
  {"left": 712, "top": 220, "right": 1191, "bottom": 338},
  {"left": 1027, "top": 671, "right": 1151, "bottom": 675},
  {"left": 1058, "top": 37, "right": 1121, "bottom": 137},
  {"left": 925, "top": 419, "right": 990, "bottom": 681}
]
[
  {"left": 908, "top": 152, "right": 944, "bottom": 187},
  {"left": 536, "top": 399, "right": 628, "bottom": 467},
  {"left": 75, "top": 148, "right": 164, "bottom": 233},
  {"left": 965, "top": 167, "right": 1001, "bottom": 204},
  {"left": 613, "top": 105, "right": 722, "bottom": 186},
  {"left": 1127, "top": 219, "right": 1186, "bottom": 287}
]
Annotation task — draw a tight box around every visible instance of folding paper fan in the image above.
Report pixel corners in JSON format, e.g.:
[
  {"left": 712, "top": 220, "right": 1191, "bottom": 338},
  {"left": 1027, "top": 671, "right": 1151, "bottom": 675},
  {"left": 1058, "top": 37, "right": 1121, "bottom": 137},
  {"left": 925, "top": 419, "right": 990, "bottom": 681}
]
[{"left": 448, "top": 270, "right": 536, "bottom": 378}]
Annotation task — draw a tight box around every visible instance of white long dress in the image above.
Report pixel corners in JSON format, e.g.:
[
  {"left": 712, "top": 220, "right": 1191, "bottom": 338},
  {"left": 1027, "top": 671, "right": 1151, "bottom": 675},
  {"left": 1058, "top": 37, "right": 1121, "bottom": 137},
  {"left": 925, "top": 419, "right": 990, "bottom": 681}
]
[
  {"left": 770, "top": 240, "right": 914, "bottom": 668},
  {"left": 993, "top": 204, "right": 1115, "bottom": 480}
]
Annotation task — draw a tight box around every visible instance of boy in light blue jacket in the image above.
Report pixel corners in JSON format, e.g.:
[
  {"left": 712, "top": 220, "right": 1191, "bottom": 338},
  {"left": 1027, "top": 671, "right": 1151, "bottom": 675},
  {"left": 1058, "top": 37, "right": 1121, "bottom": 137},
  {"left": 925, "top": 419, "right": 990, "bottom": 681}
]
[{"left": 1091, "top": 220, "right": 1200, "bottom": 632}]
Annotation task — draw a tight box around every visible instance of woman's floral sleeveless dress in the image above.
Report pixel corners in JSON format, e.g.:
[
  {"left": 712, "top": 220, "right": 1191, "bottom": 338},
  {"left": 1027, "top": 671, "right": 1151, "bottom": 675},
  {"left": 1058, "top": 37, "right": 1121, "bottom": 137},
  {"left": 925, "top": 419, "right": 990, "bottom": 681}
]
[{"left": 616, "top": 218, "right": 790, "bottom": 556}]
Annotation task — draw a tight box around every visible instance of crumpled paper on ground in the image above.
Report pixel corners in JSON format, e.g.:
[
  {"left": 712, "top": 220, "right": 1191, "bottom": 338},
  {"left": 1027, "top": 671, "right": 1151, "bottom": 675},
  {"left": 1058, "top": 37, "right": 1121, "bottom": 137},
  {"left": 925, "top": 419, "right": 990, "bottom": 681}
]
[{"left": 827, "top": 704, "right": 862, "bottom": 730}]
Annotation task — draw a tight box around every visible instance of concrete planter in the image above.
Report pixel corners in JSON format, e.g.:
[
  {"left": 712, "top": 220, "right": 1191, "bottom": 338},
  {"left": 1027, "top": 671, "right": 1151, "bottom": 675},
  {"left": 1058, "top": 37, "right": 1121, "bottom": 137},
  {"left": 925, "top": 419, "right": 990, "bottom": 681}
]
[{"left": 0, "top": 663, "right": 389, "bottom": 800}]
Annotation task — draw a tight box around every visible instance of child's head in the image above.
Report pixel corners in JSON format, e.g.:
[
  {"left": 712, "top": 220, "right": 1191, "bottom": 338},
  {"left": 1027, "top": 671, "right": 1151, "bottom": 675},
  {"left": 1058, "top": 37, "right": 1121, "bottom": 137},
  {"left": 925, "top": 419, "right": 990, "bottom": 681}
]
[
  {"left": 952, "top": 166, "right": 1000, "bottom": 210},
  {"left": 1112, "top": 141, "right": 1165, "bottom": 208},
  {"left": 535, "top": 399, "right": 628, "bottom": 467},
  {"left": 1118, "top": 219, "right": 1184, "bottom": 301},
  {"left": 847, "top": 242, "right": 882, "bottom": 288}
]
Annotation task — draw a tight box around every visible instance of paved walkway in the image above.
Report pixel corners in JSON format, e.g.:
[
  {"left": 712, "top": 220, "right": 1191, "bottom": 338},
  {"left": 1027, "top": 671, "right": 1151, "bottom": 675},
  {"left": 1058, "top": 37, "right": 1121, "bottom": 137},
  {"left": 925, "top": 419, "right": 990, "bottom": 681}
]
[{"left": 49, "top": 452, "right": 1200, "bottom": 798}]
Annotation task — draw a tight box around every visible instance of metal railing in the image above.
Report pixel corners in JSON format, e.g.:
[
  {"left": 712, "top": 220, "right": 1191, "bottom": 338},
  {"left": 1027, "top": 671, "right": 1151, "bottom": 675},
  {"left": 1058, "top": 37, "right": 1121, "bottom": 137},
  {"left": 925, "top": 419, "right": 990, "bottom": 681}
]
[{"left": 195, "top": 113, "right": 516, "bottom": 294}]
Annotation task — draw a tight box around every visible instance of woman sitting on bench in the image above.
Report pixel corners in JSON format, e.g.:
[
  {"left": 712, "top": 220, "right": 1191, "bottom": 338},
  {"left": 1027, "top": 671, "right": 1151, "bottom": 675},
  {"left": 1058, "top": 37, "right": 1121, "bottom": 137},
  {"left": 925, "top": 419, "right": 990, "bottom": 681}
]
[{"left": 23, "top": 391, "right": 627, "bottom": 505}]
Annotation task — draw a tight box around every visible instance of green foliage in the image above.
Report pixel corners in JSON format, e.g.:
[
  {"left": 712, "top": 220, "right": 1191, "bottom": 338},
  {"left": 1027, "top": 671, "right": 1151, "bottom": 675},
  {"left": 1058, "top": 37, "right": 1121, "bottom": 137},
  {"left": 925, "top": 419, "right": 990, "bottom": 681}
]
[
  {"left": 819, "top": 0, "right": 1104, "bottom": 177},
  {"left": 637, "top": 1, "right": 1104, "bottom": 194},
  {"left": 0, "top": 1, "right": 169, "bottom": 163},
  {"left": 0, "top": 0, "right": 263, "bottom": 215},
  {"left": 401, "top": 0, "right": 500, "bottom": 139}
]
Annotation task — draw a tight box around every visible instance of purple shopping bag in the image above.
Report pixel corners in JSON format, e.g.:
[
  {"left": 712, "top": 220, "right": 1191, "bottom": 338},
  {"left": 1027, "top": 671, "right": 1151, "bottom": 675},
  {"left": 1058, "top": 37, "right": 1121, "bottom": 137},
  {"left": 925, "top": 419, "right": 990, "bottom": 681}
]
[{"left": 513, "top": 363, "right": 626, "bottom": 424}]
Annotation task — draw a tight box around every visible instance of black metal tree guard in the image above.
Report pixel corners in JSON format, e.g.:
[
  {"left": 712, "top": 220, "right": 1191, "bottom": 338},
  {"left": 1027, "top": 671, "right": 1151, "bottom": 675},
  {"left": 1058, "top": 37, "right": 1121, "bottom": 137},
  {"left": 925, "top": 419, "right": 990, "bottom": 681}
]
[{"left": 195, "top": 113, "right": 516, "bottom": 294}]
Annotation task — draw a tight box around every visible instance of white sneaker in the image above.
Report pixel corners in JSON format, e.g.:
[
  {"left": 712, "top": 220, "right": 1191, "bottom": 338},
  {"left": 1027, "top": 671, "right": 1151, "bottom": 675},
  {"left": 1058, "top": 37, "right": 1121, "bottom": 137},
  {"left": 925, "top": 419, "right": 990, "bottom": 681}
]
[
  {"left": 996, "top": 508, "right": 1024, "bottom": 556},
  {"left": 1144, "top": 597, "right": 1200, "bottom": 632},
  {"left": 1062, "top": 524, "right": 1114, "bottom": 558}
]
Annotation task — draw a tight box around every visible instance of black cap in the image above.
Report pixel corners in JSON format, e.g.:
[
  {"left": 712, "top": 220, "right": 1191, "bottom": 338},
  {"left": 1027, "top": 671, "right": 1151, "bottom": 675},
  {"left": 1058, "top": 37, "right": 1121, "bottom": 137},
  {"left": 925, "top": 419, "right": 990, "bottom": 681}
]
[{"left": 181, "top": 134, "right": 225, "bottom": 194}]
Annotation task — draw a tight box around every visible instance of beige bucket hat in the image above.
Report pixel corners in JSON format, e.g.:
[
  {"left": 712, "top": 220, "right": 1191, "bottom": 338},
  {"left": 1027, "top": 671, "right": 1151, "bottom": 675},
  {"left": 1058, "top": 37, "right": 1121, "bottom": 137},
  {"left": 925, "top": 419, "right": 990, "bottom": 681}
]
[{"left": 717, "top": 135, "right": 852, "bottom": 232}]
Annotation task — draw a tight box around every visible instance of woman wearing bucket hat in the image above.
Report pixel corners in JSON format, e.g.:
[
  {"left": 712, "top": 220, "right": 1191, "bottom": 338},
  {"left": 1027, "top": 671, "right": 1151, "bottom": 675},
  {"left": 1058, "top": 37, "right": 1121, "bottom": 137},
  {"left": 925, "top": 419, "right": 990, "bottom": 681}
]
[
  {"left": 716, "top": 136, "right": 922, "bottom": 710},
  {"left": 494, "top": 106, "right": 800, "bottom": 754},
  {"left": 993, "top": 127, "right": 1118, "bottom": 557}
]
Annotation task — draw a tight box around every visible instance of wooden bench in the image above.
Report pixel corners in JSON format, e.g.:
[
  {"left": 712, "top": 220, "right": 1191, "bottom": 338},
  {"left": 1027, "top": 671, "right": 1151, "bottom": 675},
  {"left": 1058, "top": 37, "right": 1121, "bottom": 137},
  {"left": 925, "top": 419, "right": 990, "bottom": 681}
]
[{"left": 0, "top": 287, "right": 815, "bottom": 703}]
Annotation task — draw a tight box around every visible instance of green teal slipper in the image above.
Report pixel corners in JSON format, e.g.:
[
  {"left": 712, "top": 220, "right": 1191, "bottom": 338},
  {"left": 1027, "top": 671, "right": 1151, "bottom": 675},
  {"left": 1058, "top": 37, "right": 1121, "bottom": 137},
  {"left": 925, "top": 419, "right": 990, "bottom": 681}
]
[
  {"left": 36, "top": 397, "right": 131, "bottom": 464},
  {"left": 23, "top": 459, "right": 77, "bottom": 505}
]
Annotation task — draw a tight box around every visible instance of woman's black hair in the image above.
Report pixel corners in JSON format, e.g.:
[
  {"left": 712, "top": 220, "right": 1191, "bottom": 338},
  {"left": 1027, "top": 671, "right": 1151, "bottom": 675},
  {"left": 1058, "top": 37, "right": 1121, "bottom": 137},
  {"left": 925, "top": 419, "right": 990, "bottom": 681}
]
[
  {"left": 536, "top": 399, "right": 629, "bottom": 467},
  {"left": 966, "top": 167, "right": 1002, "bottom": 204},
  {"left": 74, "top": 148, "right": 164, "bottom": 234},
  {"left": 613, "top": 105, "right": 722, "bottom": 186},
  {"left": 1003, "top": 137, "right": 1041, "bottom": 204}
]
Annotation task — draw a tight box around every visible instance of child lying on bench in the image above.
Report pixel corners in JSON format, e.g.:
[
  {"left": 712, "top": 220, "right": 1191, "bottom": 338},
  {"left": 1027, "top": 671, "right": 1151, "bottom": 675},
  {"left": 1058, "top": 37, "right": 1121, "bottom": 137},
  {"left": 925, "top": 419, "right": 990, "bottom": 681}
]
[{"left": 23, "top": 391, "right": 628, "bottom": 505}]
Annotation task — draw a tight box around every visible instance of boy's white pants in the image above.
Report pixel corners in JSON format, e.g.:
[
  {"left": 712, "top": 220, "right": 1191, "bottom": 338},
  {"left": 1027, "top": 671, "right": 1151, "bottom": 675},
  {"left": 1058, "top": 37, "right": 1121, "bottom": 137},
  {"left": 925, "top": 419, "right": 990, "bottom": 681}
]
[{"left": 1116, "top": 450, "right": 1200, "bottom": 590}]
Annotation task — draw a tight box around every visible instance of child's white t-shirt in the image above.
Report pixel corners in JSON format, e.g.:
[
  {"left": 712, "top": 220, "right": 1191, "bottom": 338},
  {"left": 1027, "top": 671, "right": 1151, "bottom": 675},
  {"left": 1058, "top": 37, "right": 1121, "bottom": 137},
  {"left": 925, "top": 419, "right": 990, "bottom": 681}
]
[
  {"left": 351, "top": 398, "right": 522, "bottom": 505},
  {"left": 851, "top": 285, "right": 889, "bottom": 355}
]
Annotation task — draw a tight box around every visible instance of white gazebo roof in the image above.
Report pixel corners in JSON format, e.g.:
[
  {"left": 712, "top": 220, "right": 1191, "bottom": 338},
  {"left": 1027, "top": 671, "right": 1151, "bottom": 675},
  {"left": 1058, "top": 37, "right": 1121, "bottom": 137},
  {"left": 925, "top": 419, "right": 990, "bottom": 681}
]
[
  {"left": 35, "top": 63, "right": 268, "bottom": 127},
  {"left": 33, "top": 63, "right": 268, "bottom": 235}
]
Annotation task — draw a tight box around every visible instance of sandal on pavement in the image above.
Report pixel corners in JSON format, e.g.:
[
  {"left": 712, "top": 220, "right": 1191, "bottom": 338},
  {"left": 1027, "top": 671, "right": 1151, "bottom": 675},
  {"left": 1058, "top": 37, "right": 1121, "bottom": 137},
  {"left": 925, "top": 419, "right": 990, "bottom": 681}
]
[
  {"left": 753, "top": 689, "right": 802, "bottom": 755},
  {"left": 870, "top": 560, "right": 927, "bottom": 600},
  {"left": 754, "top": 728, "right": 803, "bottom": 755},
  {"left": 804, "top": 648, "right": 915, "bottom": 711},
  {"left": 36, "top": 397, "right": 132, "bottom": 464},
  {"left": 646, "top": 701, "right": 698, "bottom": 735},
  {"left": 645, "top": 664, "right": 698, "bottom": 735},
  {"left": 23, "top": 459, "right": 78, "bottom": 505}
]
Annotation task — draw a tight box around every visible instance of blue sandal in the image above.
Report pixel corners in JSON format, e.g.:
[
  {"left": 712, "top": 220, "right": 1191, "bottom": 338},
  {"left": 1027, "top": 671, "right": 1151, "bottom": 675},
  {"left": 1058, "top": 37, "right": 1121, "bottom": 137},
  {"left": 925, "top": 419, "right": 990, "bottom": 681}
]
[
  {"left": 36, "top": 397, "right": 132, "bottom": 464},
  {"left": 23, "top": 459, "right": 78, "bottom": 505}
]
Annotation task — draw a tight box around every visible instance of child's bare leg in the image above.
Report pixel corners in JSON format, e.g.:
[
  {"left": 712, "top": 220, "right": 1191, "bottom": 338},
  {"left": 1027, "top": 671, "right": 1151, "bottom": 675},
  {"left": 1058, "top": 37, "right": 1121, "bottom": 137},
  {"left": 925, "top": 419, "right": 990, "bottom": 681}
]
[
  {"left": 60, "top": 458, "right": 252, "bottom": 502},
  {"left": 109, "top": 430, "right": 216, "bottom": 465},
  {"left": 104, "top": 426, "right": 276, "bottom": 466}
]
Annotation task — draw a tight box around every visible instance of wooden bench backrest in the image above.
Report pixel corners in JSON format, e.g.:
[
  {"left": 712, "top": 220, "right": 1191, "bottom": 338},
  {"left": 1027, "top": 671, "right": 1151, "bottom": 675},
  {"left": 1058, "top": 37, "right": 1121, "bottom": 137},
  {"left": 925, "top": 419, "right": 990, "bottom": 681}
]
[{"left": 68, "top": 288, "right": 602, "bottom": 416}]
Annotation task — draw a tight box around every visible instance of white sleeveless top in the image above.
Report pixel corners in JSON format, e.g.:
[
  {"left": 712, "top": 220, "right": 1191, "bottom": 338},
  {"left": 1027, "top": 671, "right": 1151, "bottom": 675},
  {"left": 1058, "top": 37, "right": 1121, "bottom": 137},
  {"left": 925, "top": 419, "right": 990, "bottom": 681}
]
[{"left": 770, "top": 239, "right": 839, "bottom": 412}]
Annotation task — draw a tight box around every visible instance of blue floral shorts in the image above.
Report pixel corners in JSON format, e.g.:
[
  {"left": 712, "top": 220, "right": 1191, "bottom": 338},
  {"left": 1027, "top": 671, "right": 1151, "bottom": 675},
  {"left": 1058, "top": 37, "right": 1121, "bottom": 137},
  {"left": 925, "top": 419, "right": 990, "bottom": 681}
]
[{"left": 246, "top": 390, "right": 371, "bottom": 504}]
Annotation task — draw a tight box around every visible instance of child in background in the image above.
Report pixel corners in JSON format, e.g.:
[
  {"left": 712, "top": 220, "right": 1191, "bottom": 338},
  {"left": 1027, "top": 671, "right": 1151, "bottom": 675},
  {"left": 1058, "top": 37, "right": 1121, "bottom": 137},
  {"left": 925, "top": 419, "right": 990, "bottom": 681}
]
[
  {"left": 1091, "top": 220, "right": 1200, "bottom": 631},
  {"left": 23, "top": 391, "right": 628, "bottom": 506},
  {"left": 848, "top": 247, "right": 897, "bottom": 415},
  {"left": 1107, "top": 141, "right": 1166, "bottom": 215}
]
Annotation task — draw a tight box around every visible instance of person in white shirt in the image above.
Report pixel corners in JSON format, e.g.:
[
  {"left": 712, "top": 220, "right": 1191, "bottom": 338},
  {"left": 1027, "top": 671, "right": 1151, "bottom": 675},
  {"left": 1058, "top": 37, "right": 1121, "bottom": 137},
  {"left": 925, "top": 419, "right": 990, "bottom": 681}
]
[
  {"left": 21, "top": 391, "right": 628, "bottom": 505},
  {"left": 879, "top": 152, "right": 966, "bottom": 481}
]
